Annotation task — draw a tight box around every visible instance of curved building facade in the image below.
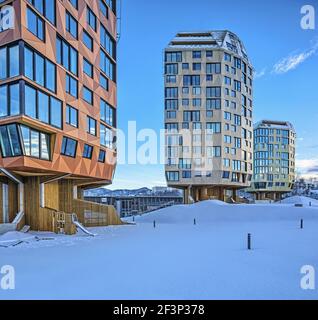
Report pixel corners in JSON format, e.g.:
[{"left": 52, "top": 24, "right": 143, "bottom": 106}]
[
  {"left": 249, "top": 120, "right": 296, "bottom": 200},
  {"left": 164, "top": 31, "right": 254, "bottom": 202}
]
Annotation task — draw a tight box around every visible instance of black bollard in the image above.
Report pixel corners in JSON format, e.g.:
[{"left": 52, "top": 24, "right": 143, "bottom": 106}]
[
  {"left": 133, "top": 216, "right": 135, "bottom": 222},
  {"left": 300, "top": 219, "right": 304, "bottom": 229},
  {"left": 194, "top": 218, "right": 196, "bottom": 225},
  {"left": 154, "top": 220, "right": 156, "bottom": 228},
  {"left": 309, "top": 202, "right": 312, "bottom": 207},
  {"left": 247, "top": 233, "right": 252, "bottom": 250}
]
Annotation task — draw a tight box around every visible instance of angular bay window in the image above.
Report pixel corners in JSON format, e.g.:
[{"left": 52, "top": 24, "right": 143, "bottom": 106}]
[
  {"left": 24, "top": 84, "right": 63, "bottom": 129},
  {"left": 0, "top": 124, "right": 22, "bottom": 157},
  {"left": 0, "top": 124, "right": 50, "bottom": 160}
]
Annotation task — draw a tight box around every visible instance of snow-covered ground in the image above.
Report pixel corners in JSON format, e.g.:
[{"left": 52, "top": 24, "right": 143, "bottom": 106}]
[{"left": 1, "top": 197, "right": 318, "bottom": 300}]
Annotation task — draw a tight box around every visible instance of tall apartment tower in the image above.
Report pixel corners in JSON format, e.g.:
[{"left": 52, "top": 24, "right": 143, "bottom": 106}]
[
  {"left": 164, "top": 31, "right": 254, "bottom": 203},
  {"left": 249, "top": 120, "right": 296, "bottom": 200},
  {"left": 0, "top": 0, "right": 121, "bottom": 230}
]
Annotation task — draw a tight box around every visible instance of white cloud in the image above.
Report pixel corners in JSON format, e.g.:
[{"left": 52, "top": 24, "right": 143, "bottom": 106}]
[
  {"left": 272, "top": 39, "right": 318, "bottom": 74},
  {"left": 254, "top": 68, "right": 266, "bottom": 79}
]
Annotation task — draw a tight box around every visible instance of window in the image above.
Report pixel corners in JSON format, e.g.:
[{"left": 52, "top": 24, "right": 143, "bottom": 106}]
[
  {"left": 87, "top": 116, "right": 97, "bottom": 136},
  {"left": 100, "top": 124, "right": 114, "bottom": 149},
  {"left": 100, "top": 0, "right": 108, "bottom": 18},
  {"left": 206, "top": 99, "right": 221, "bottom": 110},
  {"left": 206, "top": 63, "right": 221, "bottom": 74},
  {"left": 100, "top": 24, "right": 116, "bottom": 59},
  {"left": 24, "top": 84, "right": 62, "bottom": 128},
  {"left": 83, "top": 30, "right": 93, "bottom": 51},
  {"left": 50, "top": 97, "right": 62, "bottom": 128},
  {"left": 165, "top": 64, "right": 178, "bottom": 75},
  {"left": 83, "top": 58, "right": 93, "bottom": 78},
  {"left": 100, "top": 99, "right": 116, "bottom": 127},
  {"left": 165, "top": 87, "right": 178, "bottom": 98},
  {"left": 206, "top": 87, "right": 221, "bottom": 98},
  {"left": 87, "top": 7, "right": 97, "bottom": 31},
  {"left": 192, "top": 51, "right": 201, "bottom": 59},
  {"left": 24, "top": 46, "right": 56, "bottom": 92},
  {"left": 206, "top": 51, "right": 213, "bottom": 58},
  {"left": 26, "top": 7, "right": 44, "bottom": 41},
  {"left": 68, "top": 0, "right": 78, "bottom": 9},
  {"left": 61, "top": 137, "right": 77, "bottom": 158},
  {"left": 56, "top": 36, "right": 78, "bottom": 75},
  {"left": 83, "top": 144, "right": 93, "bottom": 159},
  {"left": 66, "top": 11, "right": 78, "bottom": 39},
  {"left": 183, "top": 75, "right": 200, "bottom": 86},
  {"left": 224, "top": 76, "right": 231, "bottom": 85},
  {"left": 98, "top": 149, "right": 106, "bottom": 163},
  {"left": 27, "top": 0, "right": 56, "bottom": 25},
  {"left": 83, "top": 86, "right": 93, "bottom": 105},
  {"left": 206, "top": 122, "right": 221, "bottom": 134},
  {"left": 224, "top": 112, "right": 231, "bottom": 121},
  {"left": 0, "top": 83, "right": 20, "bottom": 117},
  {"left": 38, "top": 91, "right": 49, "bottom": 123},
  {"left": 100, "top": 73, "right": 109, "bottom": 90},
  {"left": 0, "top": 45, "right": 20, "bottom": 80},
  {"left": 0, "top": 124, "right": 22, "bottom": 157},
  {"left": 165, "top": 52, "right": 182, "bottom": 62},
  {"left": 100, "top": 50, "right": 116, "bottom": 81},
  {"left": 166, "top": 171, "right": 179, "bottom": 182},
  {"left": 21, "top": 125, "right": 50, "bottom": 159},
  {"left": 66, "top": 105, "right": 78, "bottom": 127},
  {"left": 66, "top": 74, "right": 78, "bottom": 97},
  {"left": 192, "top": 63, "right": 201, "bottom": 71},
  {"left": 224, "top": 52, "right": 231, "bottom": 61},
  {"left": 182, "top": 63, "right": 189, "bottom": 70}
]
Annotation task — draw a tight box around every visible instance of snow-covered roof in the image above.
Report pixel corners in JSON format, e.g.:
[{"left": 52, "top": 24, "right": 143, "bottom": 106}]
[
  {"left": 167, "top": 30, "right": 250, "bottom": 62},
  {"left": 254, "top": 120, "right": 295, "bottom": 132}
]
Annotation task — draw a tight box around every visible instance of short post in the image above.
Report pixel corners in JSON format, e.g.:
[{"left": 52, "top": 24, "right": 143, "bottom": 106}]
[
  {"left": 309, "top": 202, "right": 312, "bottom": 207},
  {"left": 153, "top": 220, "right": 156, "bottom": 229},
  {"left": 194, "top": 218, "right": 196, "bottom": 225},
  {"left": 300, "top": 219, "right": 304, "bottom": 229},
  {"left": 133, "top": 216, "right": 135, "bottom": 222},
  {"left": 247, "top": 233, "right": 252, "bottom": 250}
]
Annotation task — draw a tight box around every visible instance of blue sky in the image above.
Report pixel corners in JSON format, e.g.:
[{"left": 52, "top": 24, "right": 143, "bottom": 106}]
[{"left": 110, "top": 0, "right": 318, "bottom": 190}]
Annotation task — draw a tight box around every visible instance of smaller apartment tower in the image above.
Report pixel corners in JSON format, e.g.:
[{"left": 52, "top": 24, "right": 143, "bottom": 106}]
[
  {"left": 164, "top": 31, "right": 254, "bottom": 203},
  {"left": 249, "top": 120, "right": 296, "bottom": 200}
]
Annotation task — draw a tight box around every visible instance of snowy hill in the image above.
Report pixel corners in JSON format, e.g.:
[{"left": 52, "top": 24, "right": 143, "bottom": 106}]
[{"left": 1, "top": 201, "right": 318, "bottom": 300}]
